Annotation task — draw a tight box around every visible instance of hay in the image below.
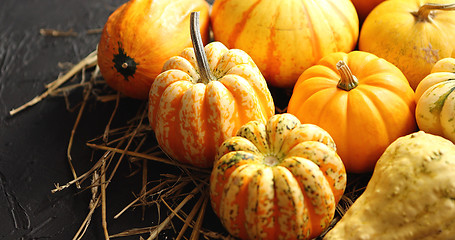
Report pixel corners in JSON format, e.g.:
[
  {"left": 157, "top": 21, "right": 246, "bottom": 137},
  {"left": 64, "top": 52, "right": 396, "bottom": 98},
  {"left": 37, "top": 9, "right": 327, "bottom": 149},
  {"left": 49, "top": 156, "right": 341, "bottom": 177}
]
[{"left": 12, "top": 36, "right": 370, "bottom": 240}]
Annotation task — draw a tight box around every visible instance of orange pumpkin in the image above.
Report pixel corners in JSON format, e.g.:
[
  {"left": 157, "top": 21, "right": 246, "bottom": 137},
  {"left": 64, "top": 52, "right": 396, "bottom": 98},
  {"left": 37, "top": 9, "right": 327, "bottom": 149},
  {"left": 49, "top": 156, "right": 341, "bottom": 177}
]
[
  {"left": 97, "top": 0, "right": 210, "bottom": 99},
  {"left": 287, "top": 51, "right": 417, "bottom": 173},
  {"left": 350, "top": 0, "right": 385, "bottom": 22},
  {"left": 148, "top": 12, "right": 275, "bottom": 168},
  {"left": 211, "top": 0, "right": 359, "bottom": 88},
  {"left": 359, "top": 1, "right": 455, "bottom": 90},
  {"left": 210, "top": 113, "right": 346, "bottom": 240}
]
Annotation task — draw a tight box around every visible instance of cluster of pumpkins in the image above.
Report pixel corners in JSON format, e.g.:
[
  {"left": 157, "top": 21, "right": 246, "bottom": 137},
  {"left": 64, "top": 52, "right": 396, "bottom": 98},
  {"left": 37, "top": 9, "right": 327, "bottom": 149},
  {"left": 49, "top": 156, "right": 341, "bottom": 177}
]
[{"left": 96, "top": 0, "right": 455, "bottom": 239}]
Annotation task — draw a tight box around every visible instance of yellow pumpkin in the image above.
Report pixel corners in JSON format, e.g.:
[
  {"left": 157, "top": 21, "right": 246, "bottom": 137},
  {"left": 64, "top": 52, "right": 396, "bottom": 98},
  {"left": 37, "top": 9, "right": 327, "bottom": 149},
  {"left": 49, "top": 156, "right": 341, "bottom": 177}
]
[
  {"left": 359, "top": 1, "right": 455, "bottom": 90},
  {"left": 415, "top": 58, "right": 455, "bottom": 142},
  {"left": 97, "top": 0, "right": 210, "bottom": 99},
  {"left": 210, "top": 113, "right": 346, "bottom": 240},
  {"left": 148, "top": 12, "right": 275, "bottom": 168},
  {"left": 287, "top": 51, "right": 417, "bottom": 173},
  {"left": 211, "top": 0, "right": 359, "bottom": 88}
]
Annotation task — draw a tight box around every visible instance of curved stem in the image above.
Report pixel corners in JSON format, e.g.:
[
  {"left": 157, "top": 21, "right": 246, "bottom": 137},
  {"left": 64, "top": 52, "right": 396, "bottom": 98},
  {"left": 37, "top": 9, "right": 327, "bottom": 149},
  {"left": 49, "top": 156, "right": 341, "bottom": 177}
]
[
  {"left": 336, "top": 60, "right": 358, "bottom": 91},
  {"left": 412, "top": 3, "right": 455, "bottom": 21},
  {"left": 190, "top": 12, "right": 215, "bottom": 84}
]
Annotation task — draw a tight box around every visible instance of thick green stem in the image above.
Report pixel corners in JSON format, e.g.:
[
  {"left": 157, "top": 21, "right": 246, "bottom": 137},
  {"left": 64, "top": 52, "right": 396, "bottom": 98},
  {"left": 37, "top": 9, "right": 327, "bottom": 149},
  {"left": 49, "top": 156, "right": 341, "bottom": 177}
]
[
  {"left": 412, "top": 3, "right": 455, "bottom": 22},
  {"left": 190, "top": 11, "right": 215, "bottom": 84},
  {"left": 336, "top": 60, "right": 358, "bottom": 91}
]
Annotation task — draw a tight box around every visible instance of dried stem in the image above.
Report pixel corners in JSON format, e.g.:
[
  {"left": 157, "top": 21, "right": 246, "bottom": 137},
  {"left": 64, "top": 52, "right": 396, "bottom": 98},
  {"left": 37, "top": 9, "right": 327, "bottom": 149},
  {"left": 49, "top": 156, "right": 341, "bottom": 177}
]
[
  {"left": 85, "top": 143, "right": 211, "bottom": 173},
  {"left": 146, "top": 184, "right": 202, "bottom": 240},
  {"left": 101, "top": 158, "right": 110, "bottom": 239},
  {"left": 9, "top": 50, "right": 97, "bottom": 116}
]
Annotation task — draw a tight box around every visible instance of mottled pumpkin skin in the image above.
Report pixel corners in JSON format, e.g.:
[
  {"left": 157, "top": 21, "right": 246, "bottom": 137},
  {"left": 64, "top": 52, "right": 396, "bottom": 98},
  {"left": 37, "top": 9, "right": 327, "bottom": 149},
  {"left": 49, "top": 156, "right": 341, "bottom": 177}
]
[
  {"left": 359, "top": 0, "right": 455, "bottom": 90},
  {"left": 97, "top": 0, "right": 210, "bottom": 99},
  {"left": 288, "top": 51, "right": 417, "bottom": 173},
  {"left": 210, "top": 113, "right": 346, "bottom": 240},
  {"left": 415, "top": 58, "right": 455, "bottom": 143},
  {"left": 148, "top": 42, "right": 275, "bottom": 168},
  {"left": 211, "top": 0, "right": 359, "bottom": 88}
]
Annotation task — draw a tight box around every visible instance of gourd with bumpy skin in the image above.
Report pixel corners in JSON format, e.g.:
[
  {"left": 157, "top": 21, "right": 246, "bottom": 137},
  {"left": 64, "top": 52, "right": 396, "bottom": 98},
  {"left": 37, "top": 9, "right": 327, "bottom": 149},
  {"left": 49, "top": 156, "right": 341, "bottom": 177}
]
[
  {"left": 323, "top": 131, "right": 455, "bottom": 240},
  {"left": 210, "top": 113, "right": 346, "bottom": 240},
  {"left": 415, "top": 58, "right": 455, "bottom": 143},
  {"left": 97, "top": 0, "right": 210, "bottom": 99},
  {"left": 148, "top": 12, "right": 275, "bottom": 168}
]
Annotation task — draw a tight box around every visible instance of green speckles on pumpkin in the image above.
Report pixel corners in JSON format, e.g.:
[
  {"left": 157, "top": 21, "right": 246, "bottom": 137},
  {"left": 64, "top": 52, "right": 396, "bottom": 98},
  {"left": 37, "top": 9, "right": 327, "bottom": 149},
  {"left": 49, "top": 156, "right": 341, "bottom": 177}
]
[
  {"left": 113, "top": 42, "right": 137, "bottom": 81},
  {"left": 218, "top": 151, "right": 255, "bottom": 171},
  {"left": 429, "top": 86, "right": 455, "bottom": 113}
]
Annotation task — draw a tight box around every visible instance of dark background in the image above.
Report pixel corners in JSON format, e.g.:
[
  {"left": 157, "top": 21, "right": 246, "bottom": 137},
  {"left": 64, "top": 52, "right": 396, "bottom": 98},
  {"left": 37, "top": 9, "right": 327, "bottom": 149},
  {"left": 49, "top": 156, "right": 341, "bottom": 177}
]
[{"left": 0, "top": 0, "right": 216, "bottom": 239}]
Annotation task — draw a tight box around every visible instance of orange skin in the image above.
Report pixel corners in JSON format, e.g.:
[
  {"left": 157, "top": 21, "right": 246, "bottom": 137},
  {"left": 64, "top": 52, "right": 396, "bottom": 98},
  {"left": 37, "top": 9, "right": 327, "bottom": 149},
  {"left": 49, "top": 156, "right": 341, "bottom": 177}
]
[
  {"left": 288, "top": 51, "right": 417, "bottom": 173},
  {"left": 210, "top": 114, "right": 346, "bottom": 240},
  {"left": 148, "top": 42, "right": 275, "bottom": 168},
  {"left": 97, "top": 0, "right": 210, "bottom": 99},
  {"left": 211, "top": 0, "right": 359, "bottom": 88},
  {"left": 359, "top": 0, "right": 455, "bottom": 90}
]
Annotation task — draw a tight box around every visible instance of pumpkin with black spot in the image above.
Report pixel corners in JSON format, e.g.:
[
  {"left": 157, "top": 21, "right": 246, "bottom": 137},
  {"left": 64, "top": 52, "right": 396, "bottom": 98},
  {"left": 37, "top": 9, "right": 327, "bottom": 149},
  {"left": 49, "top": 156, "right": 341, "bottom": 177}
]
[
  {"left": 97, "top": 0, "right": 210, "bottom": 99},
  {"left": 210, "top": 113, "right": 346, "bottom": 240}
]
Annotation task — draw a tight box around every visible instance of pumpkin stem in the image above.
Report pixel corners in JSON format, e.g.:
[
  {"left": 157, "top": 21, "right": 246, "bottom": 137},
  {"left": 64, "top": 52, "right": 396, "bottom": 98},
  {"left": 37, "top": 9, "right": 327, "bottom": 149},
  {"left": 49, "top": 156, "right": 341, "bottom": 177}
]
[
  {"left": 190, "top": 11, "right": 215, "bottom": 84},
  {"left": 336, "top": 60, "right": 358, "bottom": 91},
  {"left": 412, "top": 3, "right": 455, "bottom": 22}
]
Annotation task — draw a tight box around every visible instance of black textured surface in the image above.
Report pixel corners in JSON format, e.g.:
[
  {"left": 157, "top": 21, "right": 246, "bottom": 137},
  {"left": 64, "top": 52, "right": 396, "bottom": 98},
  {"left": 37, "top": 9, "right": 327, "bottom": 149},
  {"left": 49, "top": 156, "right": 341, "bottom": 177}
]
[{"left": 0, "top": 1, "right": 164, "bottom": 239}]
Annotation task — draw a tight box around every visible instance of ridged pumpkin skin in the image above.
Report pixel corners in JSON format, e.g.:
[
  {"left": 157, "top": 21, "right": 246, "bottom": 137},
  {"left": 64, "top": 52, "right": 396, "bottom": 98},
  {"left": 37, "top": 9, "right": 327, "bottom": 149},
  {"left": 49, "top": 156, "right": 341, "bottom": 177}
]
[
  {"left": 415, "top": 58, "right": 455, "bottom": 143},
  {"left": 211, "top": 0, "right": 359, "bottom": 88},
  {"left": 210, "top": 113, "right": 346, "bottom": 240},
  {"left": 148, "top": 42, "right": 275, "bottom": 168},
  {"left": 287, "top": 51, "right": 417, "bottom": 173},
  {"left": 97, "top": 0, "right": 210, "bottom": 99},
  {"left": 359, "top": 0, "right": 455, "bottom": 90}
]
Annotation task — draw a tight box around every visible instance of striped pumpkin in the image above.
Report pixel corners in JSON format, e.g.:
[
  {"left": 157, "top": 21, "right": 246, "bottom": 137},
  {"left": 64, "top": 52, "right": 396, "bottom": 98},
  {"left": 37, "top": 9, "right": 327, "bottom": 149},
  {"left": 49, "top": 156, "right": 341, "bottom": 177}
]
[
  {"left": 211, "top": 0, "right": 359, "bottom": 88},
  {"left": 148, "top": 13, "right": 275, "bottom": 168},
  {"left": 415, "top": 58, "right": 455, "bottom": 143},
  {"left": 210, "top": 113, "right": 346, "bottom": 240}
]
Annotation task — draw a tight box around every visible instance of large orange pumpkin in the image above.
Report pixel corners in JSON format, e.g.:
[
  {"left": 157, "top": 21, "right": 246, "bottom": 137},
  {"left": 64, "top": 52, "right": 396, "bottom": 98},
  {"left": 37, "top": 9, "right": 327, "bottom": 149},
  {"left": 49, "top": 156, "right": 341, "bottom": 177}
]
[
  {"left": 359, "top": 1, "right": 455, "bottom": 90},
  {"left": 287, "top": 51, "right": 417, "bottom": 173},
  {"left": 211, "top": 0, "right": 359, "bottom": 88},
  {"left": 97, "top": 0, "right": 210, "bottom": 99},
  {"left": 148, "top": 13, "right": 275, "bottom": 168},
  {"left": 210, "top": 113, "right": 346, "bottom": 240}
]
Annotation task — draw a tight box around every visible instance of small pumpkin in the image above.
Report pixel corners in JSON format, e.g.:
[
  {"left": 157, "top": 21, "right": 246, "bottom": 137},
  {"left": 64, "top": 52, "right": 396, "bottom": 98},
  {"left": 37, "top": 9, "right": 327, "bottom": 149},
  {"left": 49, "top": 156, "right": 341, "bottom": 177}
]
[
  {"left": 211, "top": 0, "right": 359, "bottom": 88},
  {"left": 359, "top": 1, "right": 455, "bottom": 90},
  {"left": 210, "top": 113, "right": 346, "bottom": 240},
  {"left": 148, "top": 12, "right": 275, "bottom": 168},
  {"left": 415, "top": 58, "right": 455, "bottom": 142},
  {"left": 97, "top": 0, "right": 210, "bottom": 99},
  {"left": 287, "top": 51, "right": 417, "bottom": 173}
]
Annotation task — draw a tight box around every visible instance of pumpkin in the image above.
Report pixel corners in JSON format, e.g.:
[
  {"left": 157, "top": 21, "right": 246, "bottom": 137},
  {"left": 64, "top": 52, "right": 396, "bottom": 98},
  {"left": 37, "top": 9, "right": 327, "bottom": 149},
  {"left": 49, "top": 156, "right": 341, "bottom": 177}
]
[
  {"left": 415, "top": 58, "right": 455, "bottom": 143},
  {"left": 350, "top": 0, "right": 385, "bottom": 22},
  {"left": 148, "top": 12, "right": 275, "bottom": 168},
  {"left": 323, "top": 131, "right": 455, "bottom": 240},
  {"left": 97, "top": 0, "right": 210, "bottom": 99},
  {"left": 359, "top": 1, "right": 455, "bottom": 90},
  {"left": 287, "top": 51, "right": 417, "bottom": 173},
  {"left": 210, "top": 0, "right": 359, "bottom": 88},
  {"left": 210, "top": 113, "right": 346, "bottom": 240}
]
